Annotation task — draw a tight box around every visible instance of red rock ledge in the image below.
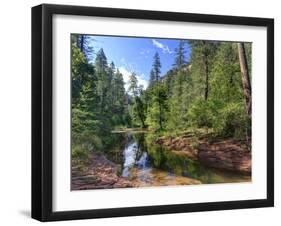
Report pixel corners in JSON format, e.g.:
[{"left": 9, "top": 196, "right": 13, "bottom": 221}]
[{"left": 198, "top": 140, "right": 251, "bottom": 174}]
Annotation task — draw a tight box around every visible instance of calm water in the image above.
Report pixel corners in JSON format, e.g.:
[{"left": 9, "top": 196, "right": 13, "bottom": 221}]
[{"left": 105, "top": 131, "right": 250, "bottom": 186}]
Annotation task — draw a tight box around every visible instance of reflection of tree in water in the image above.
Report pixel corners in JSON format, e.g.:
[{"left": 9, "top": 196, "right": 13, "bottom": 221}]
[
  {"left": 121, "top": 133, "right": 152, "bottom": 178},
  {"left": 103, "top": 133, "right": 127, "bottom": 165},
  {"left": 132, "top": 133, "right": 147, "bottom": 161},
  {"left": 104, "top": 132, "right": 251, "bottom": 184},
  {"left": 145, "top": 136, "right": 247, "bottom": 184}
]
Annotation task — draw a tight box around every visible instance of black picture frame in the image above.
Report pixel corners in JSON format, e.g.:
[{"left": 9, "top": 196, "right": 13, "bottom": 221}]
[{"left": 32, "top": 3, "right": 274, "bottom": 222}]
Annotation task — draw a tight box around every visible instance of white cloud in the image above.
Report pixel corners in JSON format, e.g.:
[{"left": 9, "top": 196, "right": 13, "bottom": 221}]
[
  {"left": 152, "top": 39, "right": 173, "bottom": 54},
  {"left": 119, "top": 66, "right": 148, "bottom": 92}
]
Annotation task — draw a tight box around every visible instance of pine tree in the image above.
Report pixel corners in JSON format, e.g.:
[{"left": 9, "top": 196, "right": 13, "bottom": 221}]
[
  {"left": 149, "top": 69, "right": 156, "bottom": 83},
  {"left": 189, "top": 40, "right": 218, "bottom": 101},
  {"left": 128, "top": 73, "right": 146, "bottom": 128},
  {"left": 108, "top": 61, "right": 116, "bottom": 107},
  {"left": 71, "top": 44, "right": 105, "bottom": 156},
  {"left": 174, "top": 40, "right": 186, "bottom": 68},
  {"left": 71, "top": 44, "right": 95, "bottom": 106},
  {"left": 71, "top": 34, "right": 93, "bottom": 61},
  {"left": 167, "top": 69, "right": 189, "bottom": 130},
  {"left": 114, "top": 69, "right": 126, "bottom": 111},
  {"left": 146, "top": 53, "right": 168, "bottom": 130},
  {"left": 146, "top": 83, "right": 168, "bottom": 130},
  {"left": 111, "top": 68, "right": 127, "bottom": 125},
  {"left": 128, "top": 72, "right": 138, "bottom": 96},
  {"left": 95, "top": 48, "right": 110, "bottom": 113},
  {"left": 152, "top": 52, "right": 161, "bottom": 81}
]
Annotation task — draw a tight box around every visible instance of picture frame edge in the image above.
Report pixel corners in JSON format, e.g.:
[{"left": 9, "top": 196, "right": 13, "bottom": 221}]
[{"left": 31, "top": 3, "right": 274, "bottom": 222}]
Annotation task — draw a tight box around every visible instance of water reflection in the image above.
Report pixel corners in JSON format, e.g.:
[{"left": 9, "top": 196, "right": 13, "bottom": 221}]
[
  {"left": 121, "top": 134, "right": 151, "bottom": 178},
  {"left": 107, "top": 131, "right": 250, "bottom": 186},
  {"left": 122, "top": 141, "right": 138, "bottom": 177}
]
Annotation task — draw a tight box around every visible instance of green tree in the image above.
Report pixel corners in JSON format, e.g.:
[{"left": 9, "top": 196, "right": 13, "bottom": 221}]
[
  {"left": 174, "top": 40, "right": 187, "bottom": 68},
  {"left": 71, "top": 34, "right": 93, "bottom": 61},
  {"left": 146, "top": 53, "right": 168, "bottom": 130},
  {"left": 71, "top": 44, "right": 104, "bottom": 162},
  {"left": 189, "top": 40, "right": 218, "bottom": 101},
  {"left": 146, "top": 83, "right": 168, "bottom": 130},
  {"left": 128, "top": 73, "right": 146, "bottom": 128},
  {"left": 152, "top": 52, "right": 161, "bottom": 81},
  {"left": 149, "top": 69, "right": 156, "bottom": 83},
  {"left": 167, "top": 67, "right": 190, "bottom": 131},
  {"left": 128, "top": 72, "right": 139, "bottom": 96},
  {"left": 95, "top": 48, "right": 111, "bottom": 114},
  {"left": 208, "top": 43, "right": 250, "bottom": 139},
  {"left": 111, "top": 67, "right": 127, "bottom": 126}
]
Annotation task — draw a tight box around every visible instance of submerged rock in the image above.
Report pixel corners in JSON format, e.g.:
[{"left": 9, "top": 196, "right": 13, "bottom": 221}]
[{"left": 130, "top": 168, "right": 201, "bottom": 187}]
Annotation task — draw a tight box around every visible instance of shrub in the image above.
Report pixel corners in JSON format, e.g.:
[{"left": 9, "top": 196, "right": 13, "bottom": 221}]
[
  {"left": 187, "top": 99, "right": 214, "bottom": 128},
  {"left": 213, "top": 102, "right": 250, "bottom": 139}
]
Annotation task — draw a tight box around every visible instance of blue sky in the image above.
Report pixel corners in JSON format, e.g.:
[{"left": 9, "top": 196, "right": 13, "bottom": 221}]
[{"left": 87, "top": 35, "right": 191, "bottom": 90}]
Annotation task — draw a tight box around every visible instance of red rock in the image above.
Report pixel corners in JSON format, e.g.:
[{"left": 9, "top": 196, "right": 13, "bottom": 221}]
[
  {"left": 198, "top": 140, "right": 251, "bottom": 174},
  {"left": 72, "top": 152, "right": 133, "bottom": 190}
]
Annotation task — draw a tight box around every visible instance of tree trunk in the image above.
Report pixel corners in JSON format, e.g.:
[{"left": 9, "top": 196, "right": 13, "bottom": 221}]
[
  {"left": 202, "top": 41, "right": 209, "bottom": 101},
  {"left": 203, "top": 51, "right": 209, "bottom": 101},
  {"left": 237, "top": 43, "right": 252, "bottom": 117}
]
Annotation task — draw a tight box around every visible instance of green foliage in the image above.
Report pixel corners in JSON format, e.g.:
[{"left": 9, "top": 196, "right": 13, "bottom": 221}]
[
  {"left": 72, "top": 144, "right": 91, "bottom": 166},
  {"left": 71, "top": 44, "right": 94, "bottom": 104},
  {"left": 110, "top": 67, "right": 127, "bottom": 126},
  {"left": 210, "top": 43, "right": 243, "bottom": 103},
  {"left": 128, "top": 73, "right": 147, "bottom": 128},
  {"left": 144, "top": 41, "right": 251, "bottom": 141},
  {"left": 71, "top": 34, "right": 94, "bottom": 61},
  {"left": 149, "top": 69, "right": 156, "bottom": 83},
  {"left": 213, "top": 103, "right": 251, "bottom": 139},
  {"left": 128, "top": 72, "right": 139, "bottom": 96},
  {"left": 208, "top": 43, "right": 250, "bottom": 139},
  {"left": 71, "top": 33, "right": 252, "bottom": 167},
  {"left": 71, "top": 35, "right": 132, "bottom": 165},
  {"left": 174, "top": 40, "right": 187, "bottom": 68},
  {"left": 146, "top": 82, "right": 168, "bottom": 131},
  {"left": 188, "top": 40, "right": 218, "bottom": 100},
  {"left": 152, "top": 52, "right": 161, "bottom": 81},
  {"left": 187, "top": 100, "right": 214, "bottom": 128},
  {"left": 166, "top": 68, "right": 190, "bottom": 131}
]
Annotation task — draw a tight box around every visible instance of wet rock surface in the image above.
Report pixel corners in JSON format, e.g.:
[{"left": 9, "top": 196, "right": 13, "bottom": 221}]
[
  {"left": 156, "top": 136, "right": 251, "bottom": 174},
  {"left": 155, "top": 136, "right": 198, "bottom": 160},
  {"left": 197, "top": 140, "right": 251, "bottom": 174}
]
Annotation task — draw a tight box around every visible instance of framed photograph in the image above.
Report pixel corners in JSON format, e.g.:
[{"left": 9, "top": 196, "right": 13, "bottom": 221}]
[{"left": 32, "top": 4, "right": 274, "bottom": 221}]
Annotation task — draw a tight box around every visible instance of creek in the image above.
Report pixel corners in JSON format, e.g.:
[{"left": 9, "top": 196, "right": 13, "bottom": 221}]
[{"left": 104, "top": 131, "right": 250, "bottom": 186}]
